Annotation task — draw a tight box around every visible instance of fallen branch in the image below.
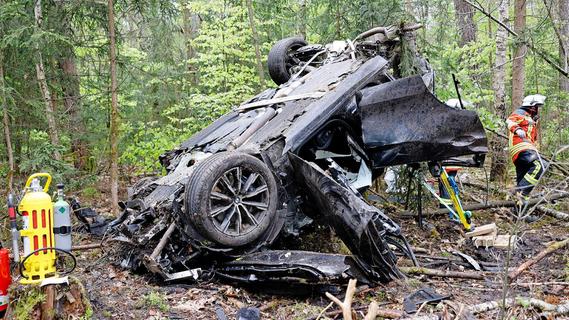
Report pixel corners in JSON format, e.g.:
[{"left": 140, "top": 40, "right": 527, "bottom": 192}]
[
  {"left": 508, "top": 237, "right": 569, "bottom": 280},
  {"left": 536, "top": 205, "right": 569, "bottom": 220},
  {"left": 324, "top": 279, "right": 389, "bottom": 320},
  {"left": 312, "top": 306, "right": 403, "bottom": 320},
  {"left": 325, "top": 279, "right": 357, "bottom": 320},
  {"left": 399, "top": 267, "right": 486, "bottom": 280},
  {"left": 71, "top": 243, "right": 102, "bottom": 251},
  {"left": 413, "top": 253, "right": 500, "bottom": 267},
  {"left": 470, "top": 297, "right": 569, "bottom": 316},
  {"left": 399, "top": 192, "right": 569, "bottom": 218}
]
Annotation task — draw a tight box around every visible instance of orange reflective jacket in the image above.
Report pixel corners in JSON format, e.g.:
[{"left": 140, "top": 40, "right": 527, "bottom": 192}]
[{"left": 506, "top": 108, "right": 538, "bottom": 163}]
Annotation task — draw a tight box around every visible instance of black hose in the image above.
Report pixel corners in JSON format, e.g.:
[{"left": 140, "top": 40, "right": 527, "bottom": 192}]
[{"left": 19, "top": 247, "right": 77, "bottom": 280}]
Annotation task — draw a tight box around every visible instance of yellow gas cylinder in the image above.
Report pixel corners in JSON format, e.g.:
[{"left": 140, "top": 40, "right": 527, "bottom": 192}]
[{"left": 18, "top": 173, "right": 57, "bottom": 284}]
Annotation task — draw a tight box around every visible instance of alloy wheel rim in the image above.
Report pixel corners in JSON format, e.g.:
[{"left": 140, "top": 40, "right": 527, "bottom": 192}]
[{"left": 208, "top": 166, "right": 270, "bottom": 236}]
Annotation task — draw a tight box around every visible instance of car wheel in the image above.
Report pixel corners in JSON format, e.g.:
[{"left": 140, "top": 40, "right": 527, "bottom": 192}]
[
  {"left": 184, "top": 152, "right": 278, "bottom": 247},
  {"left": 267, "top": 37, "right": 308, "bottom": 85}
]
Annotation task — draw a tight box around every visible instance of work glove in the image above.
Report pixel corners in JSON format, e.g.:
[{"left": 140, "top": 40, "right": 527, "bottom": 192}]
[{"left": 515, "top": 128, "right": 526, "bottom": 139}]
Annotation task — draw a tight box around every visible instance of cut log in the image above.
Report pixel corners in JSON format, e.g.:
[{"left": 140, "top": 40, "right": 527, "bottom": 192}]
[
  {"left": 472, "top": 235, "right": 495, "bottom": 248},
  {"left": 399, "top": 267, "right": 486, "bottom": 280},
  {"left": 494, "top": 235, "right": 517, "bottom": 249},
  {"left": 509, "top": 237, "right": 569, "bottom": 280},
  {"left": 465, "top": 223, "right": 496, "bottom": 238}
]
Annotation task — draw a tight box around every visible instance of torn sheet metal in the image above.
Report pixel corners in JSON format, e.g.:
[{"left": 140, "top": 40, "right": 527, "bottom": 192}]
[
  {"left": 104, "top": 25, "right": 488, "bottom": 292},
  {"left": 359, "top": 75, "right": 488, "bottom": 167},
  {"left": 289, "top": 153, "right": 403, "bottom": 282},
  {"left": 283, "top": 56, "right": 389, "bottom": 154},
  {"left": 216, "top": 250, "right": 370, "bottom": 294}
]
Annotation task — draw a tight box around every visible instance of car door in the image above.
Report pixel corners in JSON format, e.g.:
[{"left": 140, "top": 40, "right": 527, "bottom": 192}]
[{"left": 358, "top": 75, "right": 488, "bottom": 168}]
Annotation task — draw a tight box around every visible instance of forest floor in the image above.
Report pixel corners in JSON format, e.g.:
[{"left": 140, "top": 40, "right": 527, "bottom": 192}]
[{"left": 10, "top": 167, "right": 569, "bottom": 319}]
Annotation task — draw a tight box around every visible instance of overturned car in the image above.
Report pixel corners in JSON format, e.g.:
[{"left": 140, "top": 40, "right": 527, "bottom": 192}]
[{"left": 110, "top": 25, "right": 488, "bottom": 288}]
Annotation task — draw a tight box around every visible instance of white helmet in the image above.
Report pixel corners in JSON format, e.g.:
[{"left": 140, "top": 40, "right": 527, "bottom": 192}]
[
  {"left": 522, "top": 94, "right": 546, "bottom": 107},
  {"left": 445, "top": 98, "right": 472, "bottom": 109}
]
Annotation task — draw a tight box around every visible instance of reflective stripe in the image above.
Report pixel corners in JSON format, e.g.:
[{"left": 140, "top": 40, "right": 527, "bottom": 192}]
[
  {"left": 531, "top": 160, "right": 542, "bottom": 177},
  {"left": 509, "top": 142, "right": 538, "bottom": 159},
  {"left": 524, "top": 173, "right": 538, "bottom": 185},
  {"left": 523, "top": 161, "right": 542, "bottom": 185}
]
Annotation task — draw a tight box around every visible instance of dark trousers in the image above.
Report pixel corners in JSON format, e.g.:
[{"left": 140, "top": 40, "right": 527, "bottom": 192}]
[{"left": 514, "top": 150, "right": 547, "bottom": 196}]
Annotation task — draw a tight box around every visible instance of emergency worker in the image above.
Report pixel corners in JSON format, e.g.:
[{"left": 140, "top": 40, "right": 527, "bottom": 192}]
[{"left": 506, "top": 94, "right": 548, "bottom": 198}]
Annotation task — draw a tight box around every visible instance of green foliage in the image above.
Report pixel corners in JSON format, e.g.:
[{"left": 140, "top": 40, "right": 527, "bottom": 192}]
[
  {"left": 81, "top": 185, "right": 100, "bottom": 199},
  {"left": 1, "top": 0, "right": 568, "bottom": 184},
  {"left": 18, "top": 130, "right": 75, "bottom": 183},
  {"left": 137, "top": 291, "right": 169, "bottom": 312},
  {"left": 12, "top": 286, "right": 45, "bottom": 320}
]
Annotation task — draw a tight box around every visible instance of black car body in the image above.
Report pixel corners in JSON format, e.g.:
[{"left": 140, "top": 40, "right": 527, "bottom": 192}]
[{"left": 113, "top": 26, "right": 488, "bottom": 286}]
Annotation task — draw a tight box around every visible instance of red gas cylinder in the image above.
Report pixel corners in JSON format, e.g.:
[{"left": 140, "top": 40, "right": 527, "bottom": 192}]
[{"left": 0, "top": 248, "right": 11, "bottom": 318}]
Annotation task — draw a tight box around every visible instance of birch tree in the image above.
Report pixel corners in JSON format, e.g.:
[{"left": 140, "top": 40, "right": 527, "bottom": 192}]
[
  {"left": 34, "top": 0, "right": 61, "bottom": 161},
  {"left": 490, "top": 0, "right": 509, "bottom": 182}
]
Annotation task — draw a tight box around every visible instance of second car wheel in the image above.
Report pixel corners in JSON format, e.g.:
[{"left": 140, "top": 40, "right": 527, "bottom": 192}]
[
  {"left": 184, "top": 152, "right": 278, "bottom": 247},
  {"left": 267, "top": 37, "right": 308, "bottom": 85}
]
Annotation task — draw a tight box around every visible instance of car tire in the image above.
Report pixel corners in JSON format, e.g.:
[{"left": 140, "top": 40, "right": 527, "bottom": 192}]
[
  {"left": 184, "top": 152, "right": 278, "bottom": 247},
  {"left": 267, "top": 37, "right": 308, "bottom": 85}
]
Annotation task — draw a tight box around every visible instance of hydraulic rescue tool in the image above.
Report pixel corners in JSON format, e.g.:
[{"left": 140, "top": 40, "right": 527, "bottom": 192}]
[{"left": 421, "top": 167, "right": 473, "bottom": 231}]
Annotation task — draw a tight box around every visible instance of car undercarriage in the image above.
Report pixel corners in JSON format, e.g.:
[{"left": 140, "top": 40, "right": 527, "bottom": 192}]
[{"left": 106, "top": 24, "right": 488, "bottom": 290}]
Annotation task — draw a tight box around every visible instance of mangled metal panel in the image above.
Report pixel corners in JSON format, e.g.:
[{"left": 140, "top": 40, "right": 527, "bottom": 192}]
[
  {"left": 284, "top": 56, "right": 389, "bottom": 154},
  {"left": 216, "top": 250, "right": 371, "bottom": 288},
  {"left": 288, "top": 153, "right": 403, "bottom": 282},
  {"left": 359, "top": 75, "right": 488, "bottom": 167}
]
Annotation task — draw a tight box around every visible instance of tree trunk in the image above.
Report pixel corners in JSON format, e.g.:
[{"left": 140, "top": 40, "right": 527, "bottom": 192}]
[
  {"left": 34, "top": 0, "right": 61, "bottom": 161},
  {"left": 182, "top": 2, "right": 200, "bottom": 85},
  {"left": 246, "top": 0, "right": 265, "bottom": 88},
  {"left": 454, "top": 0, "right": 477, "bottom": 46},
  {"left": 108, "top": 0, "right": 119, "bottom": 215},
  {"left": 56, "top": 2, "right": 89, "bottom": 170},
  {"left": 560, "top": 0, "right": 569, "bottom": 92},
  {"left": 334, "top": 1, "right": 341, "bottom": 38},
  {"left": 511, "top": 0, "right": 527, "bottom": 109},
  {"left": 490, "top": 0, "right": 509, "bottom": 182},
  {"left": 0, "top": 57, "right": 14, "bottom": 192},
  {"left": 298, "top": 0, "right": 307, "bottom": 39}
]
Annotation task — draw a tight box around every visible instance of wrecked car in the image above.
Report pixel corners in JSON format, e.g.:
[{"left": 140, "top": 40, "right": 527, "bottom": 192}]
[{"left": 109, "top": 25, "right": 488, "bottom": 288}]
